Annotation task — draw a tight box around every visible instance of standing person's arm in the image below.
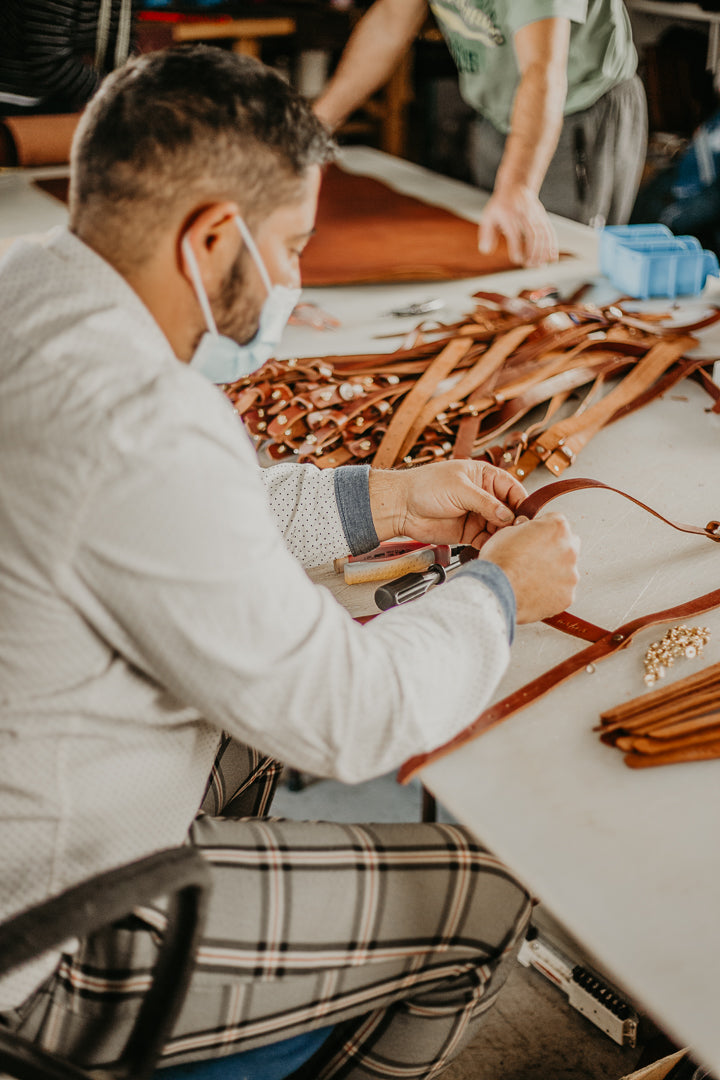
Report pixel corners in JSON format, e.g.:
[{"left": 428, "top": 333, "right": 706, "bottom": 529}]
[
  {"left": 313, "top": 0, "right": 427, "bottom": 131},
  {"left": 478, "top": 17, "right": 570, "bottom": 267}
]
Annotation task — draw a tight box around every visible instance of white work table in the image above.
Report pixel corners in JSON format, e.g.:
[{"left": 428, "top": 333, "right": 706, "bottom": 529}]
[
  {"left": 285, "top": 151, "right": 720, "bottom": 1075},
  {"left": 3, "top": 147, "right": 720, "bottom": 1072}
]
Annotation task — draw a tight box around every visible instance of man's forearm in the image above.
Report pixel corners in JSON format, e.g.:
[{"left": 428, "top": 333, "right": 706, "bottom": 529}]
[
  {"left": 494, "top": 60, "right": 567, "bottom": 198},
  {"left": 314, "top": 0, "right": 427, "bottom": 131}
]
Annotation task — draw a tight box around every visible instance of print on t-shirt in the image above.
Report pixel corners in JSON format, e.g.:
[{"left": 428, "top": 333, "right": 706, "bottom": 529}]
[{"left": 429, "top": 0, "right": 505, "bottom": 74}]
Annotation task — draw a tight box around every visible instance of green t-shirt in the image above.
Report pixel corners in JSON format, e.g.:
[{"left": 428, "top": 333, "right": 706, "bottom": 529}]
[{"left": 428, "top": 0, "right": 638, "bottom": 133}]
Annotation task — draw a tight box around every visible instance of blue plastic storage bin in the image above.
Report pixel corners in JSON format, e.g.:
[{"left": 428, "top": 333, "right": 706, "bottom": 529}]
[
  {"left": 599, "top": 224, "right": 719, "bottom": 298},
  {"left": 599, "top": 224, "right": 673, "bottom": 278}
]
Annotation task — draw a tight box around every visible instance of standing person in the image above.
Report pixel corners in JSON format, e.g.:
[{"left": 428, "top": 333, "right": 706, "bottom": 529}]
[
  {"left": 314, "top": 0, "right": 647, "bottom": 268},
  {"left": 0, "top": 46, "right": 580, "bottom": 1079},
  {"left": 0, "top": 0, "right": 134, "bottom": 115}
]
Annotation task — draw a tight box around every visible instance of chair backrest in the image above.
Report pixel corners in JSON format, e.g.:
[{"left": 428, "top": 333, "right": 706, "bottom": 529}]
[{"left": 0, "top": 847, "right": 211, "bottom": 1080}]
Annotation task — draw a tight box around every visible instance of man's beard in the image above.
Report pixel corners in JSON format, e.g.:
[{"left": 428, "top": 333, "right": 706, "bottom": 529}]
[{"left": 212, "top": 248, "right": 262, "bottom": 345}]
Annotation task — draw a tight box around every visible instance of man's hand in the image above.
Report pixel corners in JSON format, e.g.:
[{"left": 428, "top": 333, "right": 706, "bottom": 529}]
[
  {"left": 369, "top": 460, "right": 527, "bottom": 547},
  {"left": 479, "top": 183, "right": 559, "bottom": 268},
  {"left": 481, "top": 513, "right": 580, "bottom": 622}
]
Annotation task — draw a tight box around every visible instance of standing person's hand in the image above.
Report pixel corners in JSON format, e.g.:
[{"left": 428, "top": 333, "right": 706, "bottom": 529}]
[{"left": 479, "top": 183, "right": 559, "bottom": 268}]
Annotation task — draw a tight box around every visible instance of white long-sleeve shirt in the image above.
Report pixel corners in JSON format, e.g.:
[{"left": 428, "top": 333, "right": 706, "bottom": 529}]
[{"left": 0, "top": 229, "right": 514, "bottom": 1008}]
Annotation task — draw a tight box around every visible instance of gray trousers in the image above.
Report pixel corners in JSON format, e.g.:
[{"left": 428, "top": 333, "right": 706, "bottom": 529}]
[
  {"left": 468, "top": 75, "right": 648, "bottom": 229},
  {"left": 6, "top": 738, "right": 531, "bottom": 1079}
]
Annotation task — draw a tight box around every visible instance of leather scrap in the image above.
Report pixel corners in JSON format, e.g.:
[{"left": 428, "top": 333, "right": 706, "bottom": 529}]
[
  {"left": 299, "top": 163, "right": 520, "bottom": 286},
  {"left": 0, "top": 113, "right": 81, "bottom": 167}
]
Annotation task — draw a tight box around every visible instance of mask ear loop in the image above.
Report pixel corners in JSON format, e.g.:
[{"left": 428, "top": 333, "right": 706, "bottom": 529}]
[
  {"left": 181, "top": 234, "right": 219, "bottom": 336},
  {"left": 235, "top": 215, "right": 273, "bottom": 296}
]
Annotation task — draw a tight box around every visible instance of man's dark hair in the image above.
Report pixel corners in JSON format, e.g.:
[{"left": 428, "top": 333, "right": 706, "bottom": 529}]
[{"left": 69, "top": 45, "right": 335, "bottom": 263}]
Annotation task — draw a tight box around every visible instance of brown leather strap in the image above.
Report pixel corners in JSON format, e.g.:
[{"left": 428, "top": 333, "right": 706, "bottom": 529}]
[
  {"left": 510, "top": 335, "right": 696, "bottom": 479},
  {"left": 623, "top": 738, "right": 720, "bottom": 768},
  {"left": 373, "top": 337, "right": 473, "bottom": 468},
  {"left": 542, "top": 611, "right": 608, "bottom": 641},
  {"left": 397, "top": 477, "right": 720, "bottom": 783},
  {"left": 617, "top": 306, "right": 720, "bottom": 336},
  {"left": 395, "top": 324, "right": 536, "bottom": 463},
  {"left": 516, "top": 477, "right": 720, "bottom": 543},
  {"left": 474, "top": 357, "right": 633, "bottom": 464}
]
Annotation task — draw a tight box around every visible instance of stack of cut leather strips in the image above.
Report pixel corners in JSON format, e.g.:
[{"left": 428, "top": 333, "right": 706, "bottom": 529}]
[
  {"left": 224, "top": 289, "right": 720, "bottom": 475},
  {"left": 597, "top": 662, "right": 720, "bottom": 768}
]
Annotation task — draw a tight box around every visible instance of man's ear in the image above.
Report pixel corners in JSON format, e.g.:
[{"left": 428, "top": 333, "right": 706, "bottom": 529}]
[{"left": 179, "top": 201, "right": 241, "bottom": 292}]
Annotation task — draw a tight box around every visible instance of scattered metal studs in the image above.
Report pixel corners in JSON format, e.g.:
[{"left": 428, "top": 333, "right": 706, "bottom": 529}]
[{"left": 643, "top": 625, "right": 711, "bottom": 685}]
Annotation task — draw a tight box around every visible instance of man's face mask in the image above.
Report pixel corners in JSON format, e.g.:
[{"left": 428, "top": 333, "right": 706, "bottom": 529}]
[{"left": 182, "top": 215, "right": 301, "bottom": 384}]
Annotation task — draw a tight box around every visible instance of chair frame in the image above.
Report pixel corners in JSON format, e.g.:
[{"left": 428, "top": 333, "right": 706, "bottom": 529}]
[{"left": 0, "top": 846, "right": 210, "bottom": 1080}]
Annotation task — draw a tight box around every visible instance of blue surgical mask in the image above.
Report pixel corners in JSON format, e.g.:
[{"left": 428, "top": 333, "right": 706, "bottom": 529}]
[{"left": 183, "top": 215, "right": 301, "bottom": 384}]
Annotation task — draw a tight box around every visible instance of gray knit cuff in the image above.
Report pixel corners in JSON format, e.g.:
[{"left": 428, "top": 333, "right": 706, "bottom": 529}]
[
  {"left": 455, "top": 561, "right": 517, "bottom": 644},
  {"left": 333, "top": 465, "right": 379, "bottom": 556}
]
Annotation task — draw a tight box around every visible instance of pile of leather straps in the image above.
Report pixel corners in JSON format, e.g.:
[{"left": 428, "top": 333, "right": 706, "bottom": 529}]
[
  {"left": 224, "top": 286, "right": 720, "bottom": 477},
  {"left": 597, "top": 661, "right": 720, "bottom": 768}
]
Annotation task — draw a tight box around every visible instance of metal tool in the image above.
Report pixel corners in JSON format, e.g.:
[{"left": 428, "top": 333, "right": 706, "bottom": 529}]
[
  {"left": 519, "top": 929, "right": 638, "bottom": 1047},
  {"left": 374, "top": 546, "right": 475, "bottom": 609},
  {"left": 341, "top": 543, "right": 450, "bottom": 585},
  {"left": 385, "top": 298, "right": 445, "bottom": 318}
]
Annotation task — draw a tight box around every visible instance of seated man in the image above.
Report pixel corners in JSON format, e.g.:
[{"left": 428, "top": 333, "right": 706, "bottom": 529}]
[{"left": 0, "top": 45, "right": 579, "bottom": 1079}]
